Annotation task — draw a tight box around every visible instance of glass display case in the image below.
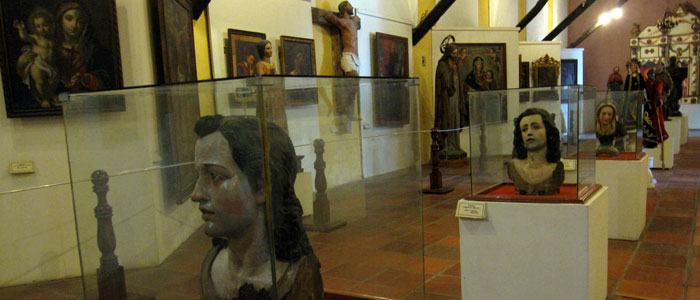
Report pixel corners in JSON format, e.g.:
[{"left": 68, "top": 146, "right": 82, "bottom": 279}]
[
  {"left": 465, "top": 86, "right": 598, "bottom": 203},
  {"left": 63, "top": 76, "right": 425, "bottom": 299},
  {"left": 584, "top": 90, "right": 645, "bottom": 159}
]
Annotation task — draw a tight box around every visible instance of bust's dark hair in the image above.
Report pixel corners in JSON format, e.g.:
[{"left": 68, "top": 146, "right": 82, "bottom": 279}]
[
  {"left": 256, "top": 40, "right": 271, "bottom": 59},
  {"left": 512, "top": 108, "right": 561, "bottom": 163},
  {"left": 193, "top": 115, "right": 312, "bottom": 262}
]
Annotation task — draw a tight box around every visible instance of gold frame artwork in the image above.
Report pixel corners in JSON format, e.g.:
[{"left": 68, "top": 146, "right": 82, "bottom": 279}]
[{"left": 532, "top": 54, "right": 561, "bottom": 87}]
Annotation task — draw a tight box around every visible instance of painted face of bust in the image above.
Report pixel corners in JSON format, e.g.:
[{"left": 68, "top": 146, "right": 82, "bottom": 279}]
[
  {"left": 520, "top": 114, "right": 547, "bottom": 152},
  {"left": 599, "top": 106, "right": 614, "bottom": 127},
  {"left": 192, "top": 132, "right": 261, "bottom": 239},
  {"left": 264, "top": 42, "right": 272, "bottom": 59}
]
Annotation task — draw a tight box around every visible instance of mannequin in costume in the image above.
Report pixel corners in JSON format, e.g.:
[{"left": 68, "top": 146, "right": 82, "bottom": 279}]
[{"left": 643, "top": 70, "right": 669, "bottom": 148}]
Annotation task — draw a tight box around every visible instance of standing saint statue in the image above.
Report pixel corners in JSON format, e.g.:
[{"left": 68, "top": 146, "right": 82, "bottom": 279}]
[
  {"left": 666, "top": 56, "right": 688, "bottom": 117},
  {"left": 434, "top": 37, "right": 467, "bottom": 160}
]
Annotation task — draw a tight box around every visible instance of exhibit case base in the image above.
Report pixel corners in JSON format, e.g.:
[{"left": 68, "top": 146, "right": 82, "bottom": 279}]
[
  {"left": 596, "top": 153, "right": 648, "bottom": 240},
  {"left": 457, "top": 187, "right": 608, "bottom": 300},
  {"left": 667, "top": 118, "right": 682, "bottom": 155},
  {"left": 681, "top": 115, "right": 689, "bottom": 145},
  {"left": 644, "top": 138, "right": 674, "bottom": 169}
]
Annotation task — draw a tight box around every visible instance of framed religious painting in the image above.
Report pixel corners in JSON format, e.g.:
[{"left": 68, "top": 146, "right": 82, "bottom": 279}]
[
  {"left": 532, "top": 54, "right": 560, "bottom": 87},
  {"left": 152, "top": 0, "right": 197, "bottom": 84},
  {"left": 151, "top": 0, "right": 200, "bottom": 205},
  {"left": 561, "top": 59, "right": 577, "bottom": 86},
  {"left": 519, "top": 61, "right": 530, "bottom": 102},
  {"left": 279, "top": 35, "right": 317, "bottom": 106},
  {"left": 373, "top": 33, "right": 409, "bottom": 127},
  {"left": 532, "top": 54, "right": 560, "bottom": 100},
  {"left": 374, "top": 32, "right": 408, "bottom": 78},
  {"left": 0, "top": 0, "right": 123, "bottom": 117},
  {"left": 455, "top": 43, "right": 507, "bottom": 92},
  {"left": 227, "top": 28, "right": 265, "bottom": 78},
  {"left": 280, "top": 36, "right": 316, "bottom": 76}
]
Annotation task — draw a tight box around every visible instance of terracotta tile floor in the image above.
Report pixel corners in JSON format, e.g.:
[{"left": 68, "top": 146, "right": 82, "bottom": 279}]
[{"left": 2, "top": 131, "right": 699, "bottom": 299}]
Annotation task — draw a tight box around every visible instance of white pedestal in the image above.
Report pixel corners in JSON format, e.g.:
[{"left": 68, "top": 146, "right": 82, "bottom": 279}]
[
  {"left": 458, "top": 187, "right": 608, "bottom": 300},
  {"left": 595, "top": 154, "right": 648, "bottom": 240},
  {"left": 666, "top": 118, "right": 681, "bottom": 154},
  {"left": 681, "top": 116, "right": 689, "bottom": 145},
  {"left": 295, "top": 172, "right": 313, "bottom": 216},
  {"left": 643, "top": 138, "right": 674, "bottom": 169}
]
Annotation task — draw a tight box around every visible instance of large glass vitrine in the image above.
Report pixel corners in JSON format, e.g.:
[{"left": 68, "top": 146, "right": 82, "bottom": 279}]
[
  {"left": 62, "top": 76, "right": 427, "bottom": 299},
  {"left": 465, "top": 86, "right": 598, "bottom": 203}
]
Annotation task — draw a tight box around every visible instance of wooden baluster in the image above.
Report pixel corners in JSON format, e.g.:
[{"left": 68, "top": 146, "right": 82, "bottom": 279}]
[
  {"left": 304, "top": 139, "right": 346, "bottom": 232},
  {"left": 423, "top": 128, "right": 454, "bottom": 194}
]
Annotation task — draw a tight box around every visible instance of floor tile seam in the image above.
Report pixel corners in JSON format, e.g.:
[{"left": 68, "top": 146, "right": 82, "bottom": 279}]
[
  {"left": 681, "top": 178, "right": 700, "bottom": 300},
  {"left": 609, "top": 213, "right": 661, "bottom": 298}
]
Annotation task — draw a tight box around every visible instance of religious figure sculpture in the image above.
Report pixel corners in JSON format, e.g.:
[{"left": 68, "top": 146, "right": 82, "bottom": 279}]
[
  {"left": 192, "top": 115, "right": 323, "bottom": 300},
  {"left": 325, "top": 1, "right": 361, "bottom": 77},
  {"left": 508, "top": 108, "right": 564, "bottom": 195},
  {"left": 656, "top": 62, "right": 673, "bottom": 120},
  {"left": 607, "top": 66, "right": 623, "bottom": 91},
  {"left": 620, "top": 60, "right": 646, "bottom": 131},
  {"left": 643, "top": 70, "right": 669, "bottom": 148},
  {"left": 666, "top": 56, "right": 688, "bottom": 117},
  {"left": 434, "top": 37, "right": 467, "bottom": 160},
  {"left": 595, "top": 102, "right": 626, "bottom": 157},
  {"left": 254, "top": 40, "right": 288, "bottom": 132}
]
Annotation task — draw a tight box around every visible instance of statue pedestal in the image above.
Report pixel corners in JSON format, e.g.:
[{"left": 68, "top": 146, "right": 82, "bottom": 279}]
[
  {"left": 457, "top": 187, "right": 608, "bottom": 300},
  {"left": 681, "top": 115, "right": 689, "bottom": 145},
  {"left": 643, "top": 138, "right": 674, "bottom": 169},
  {"left": 667, "top": 117, "right": 682, "bottom": 154},
  {"left": 596, "top": 153, "right": 648, "bottom": 240}
]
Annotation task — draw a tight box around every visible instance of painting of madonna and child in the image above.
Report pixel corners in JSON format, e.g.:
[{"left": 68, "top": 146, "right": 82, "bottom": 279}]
[
  {"left": 455, "top": 43, "right": 506, "bottom": 92},
  {"left": 0, "top": 0, "right": 122, "bottom": 117}
]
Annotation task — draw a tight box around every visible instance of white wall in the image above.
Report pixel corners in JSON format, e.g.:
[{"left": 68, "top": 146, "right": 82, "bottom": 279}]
[
  {"left": 436, "top": 0, "right": 480, "bottom": 28},
  {"left": 681, "top": 105, "right": 700, "bottom": 129},
  {"left": 519, "top": 41, "right": 563, "bottom": 86},
  {"left": 490, "top": 0, "right": 519, "bottom": 27}
]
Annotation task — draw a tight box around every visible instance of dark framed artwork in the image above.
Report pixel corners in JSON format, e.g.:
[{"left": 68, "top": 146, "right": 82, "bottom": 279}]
[
  {"left": 519, "top": 61, "right": 530, "bottom": 102},
  {"left": 532, "top": 54, "right": 560, "bottom": 101},
  {"left": 153, "top": 0, "right": 196, "bottom": 84},
  {"left": 373, "top": 33, "right": 409, "bottom": 127},
  {"left": 280, "top": 36, "right": 315, "bottom": 76},
  {"left": 519, "top": 61, "right": 530, "bottom": 88},
  {"left": 455, "top": 43, "right": 506, "bottom": 91},
  {"left": 0, "top": 0, "right": 123, "bottom": 117},
  {"left": 152, "top": 0, "right": 200, "bottom": 205},
  {"left": 532, "top": 54, "right": 560, "bottom": 87},
  {"left": 280, "top": 36, "right": 317, "bottom": 106},
  {"left": 227, "top": 28, "right": 265, "bottom": 77},
  {"left": 374, "top": 32, "right": 408, "bottom": 77},
  {"left": 561, "top": 59, "right": 577, "bottom": 86}
]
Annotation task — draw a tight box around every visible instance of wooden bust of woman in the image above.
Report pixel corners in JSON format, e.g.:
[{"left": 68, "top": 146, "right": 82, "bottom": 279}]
[
  {"left": 192, "top": 115, "right": 322, "bottom": 299},
  {"left": 595, "top": 102, "right": 626, "bottom": 156},
  {"left": 255, "top": 40, "right": 276, "bottom": 75},
  {"left": 508, "top": 108, "right": 565, "bottom": 195}
]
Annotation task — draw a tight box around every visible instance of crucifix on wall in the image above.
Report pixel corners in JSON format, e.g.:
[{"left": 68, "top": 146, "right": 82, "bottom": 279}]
[{"left": 312, "top": 2, "right": 361, "bottom": 134}]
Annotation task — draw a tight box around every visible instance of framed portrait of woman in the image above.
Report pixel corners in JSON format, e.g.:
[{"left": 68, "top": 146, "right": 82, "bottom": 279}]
[{"left": 0, "top": 0, "right": 123, "bottom": 117}]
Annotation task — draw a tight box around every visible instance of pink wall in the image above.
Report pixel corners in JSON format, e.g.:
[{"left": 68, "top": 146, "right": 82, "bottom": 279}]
[{"left": 567, "top": 0, "right": 698, "bottom": 90}]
